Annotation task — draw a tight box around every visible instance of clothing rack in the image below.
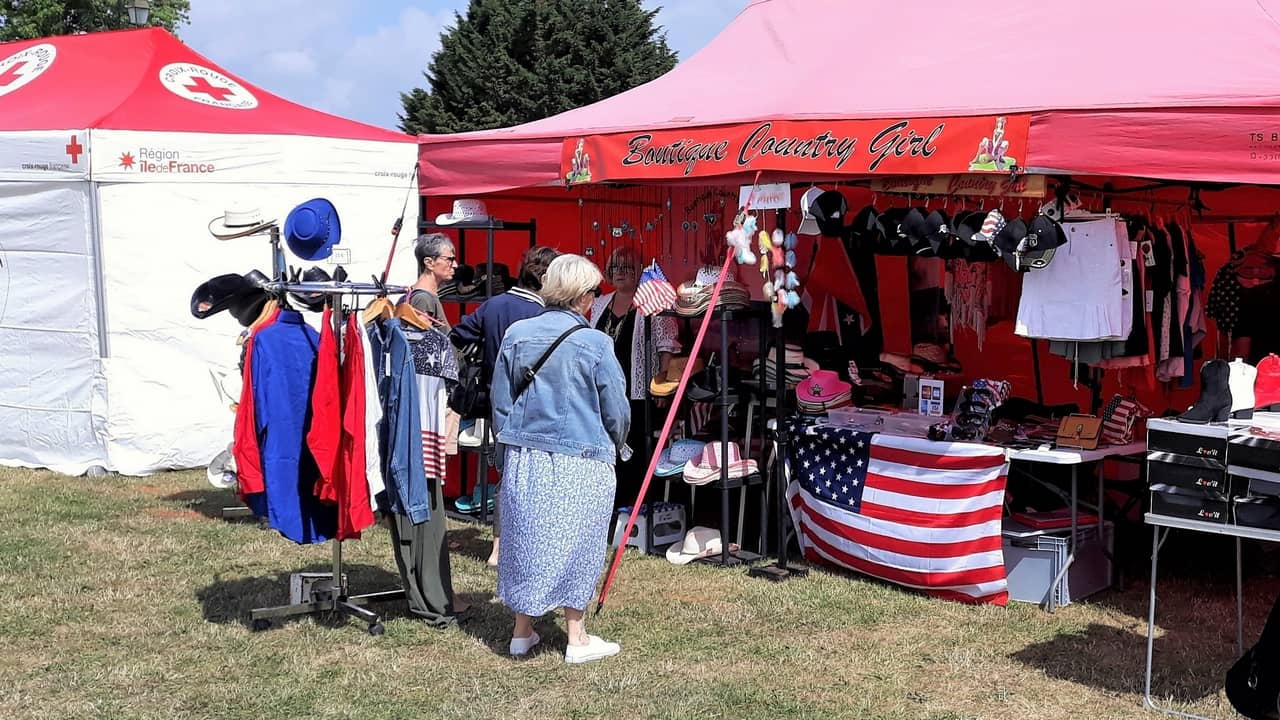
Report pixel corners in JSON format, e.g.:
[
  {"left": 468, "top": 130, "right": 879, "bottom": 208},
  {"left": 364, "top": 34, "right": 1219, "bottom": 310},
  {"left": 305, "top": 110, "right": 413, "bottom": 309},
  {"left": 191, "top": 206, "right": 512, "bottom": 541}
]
[{"left": 248, "top": 279, "right": 408, "bottom": 635}]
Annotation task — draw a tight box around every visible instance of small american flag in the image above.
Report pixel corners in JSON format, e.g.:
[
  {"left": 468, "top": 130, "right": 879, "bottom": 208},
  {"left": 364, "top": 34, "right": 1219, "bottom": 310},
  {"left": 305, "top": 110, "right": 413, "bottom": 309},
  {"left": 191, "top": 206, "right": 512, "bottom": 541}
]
[
  {"left": 633, "top": 262, "right": 678, "bottom": 316},
  {"left": 785, "top": 421, "right": 1010, "bottom": 605}
]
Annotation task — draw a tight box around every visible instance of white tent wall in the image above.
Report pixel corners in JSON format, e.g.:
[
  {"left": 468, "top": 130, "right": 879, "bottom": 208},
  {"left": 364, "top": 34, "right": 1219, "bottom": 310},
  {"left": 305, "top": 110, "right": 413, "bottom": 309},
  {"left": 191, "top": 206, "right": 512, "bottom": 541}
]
[
  {"left": 95, "top": 172, "right": 419, "bottom": 476},
  {"left": 0, "top": 178, "right": 105, "bottom": 474}
]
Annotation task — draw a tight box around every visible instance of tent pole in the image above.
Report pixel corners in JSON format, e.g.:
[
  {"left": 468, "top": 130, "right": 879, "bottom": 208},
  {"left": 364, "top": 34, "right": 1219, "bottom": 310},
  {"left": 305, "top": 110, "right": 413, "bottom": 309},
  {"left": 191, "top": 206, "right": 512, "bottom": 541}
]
[{"left": 87, "top": 178, "right": 111, "bottom": 359}]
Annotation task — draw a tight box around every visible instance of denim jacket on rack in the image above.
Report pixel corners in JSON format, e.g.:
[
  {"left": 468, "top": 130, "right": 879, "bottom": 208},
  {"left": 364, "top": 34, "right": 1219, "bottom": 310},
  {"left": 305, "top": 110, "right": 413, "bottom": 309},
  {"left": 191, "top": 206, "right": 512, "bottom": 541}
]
[{"left": 366, "top": 317, "right": 431, "bottom": 525}]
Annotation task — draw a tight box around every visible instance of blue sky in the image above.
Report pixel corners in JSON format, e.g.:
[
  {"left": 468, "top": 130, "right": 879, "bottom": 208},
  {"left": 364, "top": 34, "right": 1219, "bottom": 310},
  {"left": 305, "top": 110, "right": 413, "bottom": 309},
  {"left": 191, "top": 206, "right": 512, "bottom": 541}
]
[{"left": 181, "top": 0, "right": 747, "bottom": 132}]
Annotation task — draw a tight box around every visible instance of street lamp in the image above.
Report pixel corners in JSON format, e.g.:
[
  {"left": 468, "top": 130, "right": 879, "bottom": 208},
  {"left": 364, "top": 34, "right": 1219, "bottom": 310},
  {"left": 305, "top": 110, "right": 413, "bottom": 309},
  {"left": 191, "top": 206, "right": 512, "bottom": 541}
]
[{"left": 126, "top": 0, "right": 151, "bottom": 26}]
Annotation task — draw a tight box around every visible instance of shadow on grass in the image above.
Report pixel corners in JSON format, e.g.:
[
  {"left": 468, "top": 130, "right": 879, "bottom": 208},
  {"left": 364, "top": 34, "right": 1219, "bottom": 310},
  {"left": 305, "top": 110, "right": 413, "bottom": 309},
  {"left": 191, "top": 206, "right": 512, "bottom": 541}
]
[
  {"left": 196, "top": 562, "right": 405, "bottom": 631},
  {"left": 162, "top": 488, "right": 262, "bottom": 524},
  {"left": 1009, "top": 621, "right": 1230, "bottom": 703}
]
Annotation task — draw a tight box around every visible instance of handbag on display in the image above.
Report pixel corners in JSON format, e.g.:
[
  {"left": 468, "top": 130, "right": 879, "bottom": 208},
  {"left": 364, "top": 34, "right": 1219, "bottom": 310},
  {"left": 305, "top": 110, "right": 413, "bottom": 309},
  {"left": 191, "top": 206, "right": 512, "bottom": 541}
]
[
  {"left": 1226, "top": 591, "right": 1280, "bottom": 720},
  {"left": 1055, "top": 414, "right": 1103, "bottom": 450},
  {"left": 447, "top": 342, "right": 488, "bottom": 419},
  {"left": 1099, "top": 393, "right": 1152, "bottom": 445}
]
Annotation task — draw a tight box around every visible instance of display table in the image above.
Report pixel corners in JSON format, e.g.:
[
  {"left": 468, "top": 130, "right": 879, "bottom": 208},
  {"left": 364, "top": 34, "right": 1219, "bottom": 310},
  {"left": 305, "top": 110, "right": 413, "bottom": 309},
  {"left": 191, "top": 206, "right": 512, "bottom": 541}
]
[
  {"left": 1142, "top": 512, "right": 1271, "bottom": 719},
  {"left": 1006, "top": 442, "right": 1147, "bottom": 611}
]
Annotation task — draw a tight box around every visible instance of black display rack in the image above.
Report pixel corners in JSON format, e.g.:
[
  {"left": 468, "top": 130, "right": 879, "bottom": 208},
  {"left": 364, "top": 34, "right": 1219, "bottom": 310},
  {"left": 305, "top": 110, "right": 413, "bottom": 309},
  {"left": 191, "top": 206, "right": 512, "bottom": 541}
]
[
  {"left": 644, "top": 301, "right": 771, "bottom": 566},
  {"left": 418, "top": 215, "right": 536, "bottom": 526}
]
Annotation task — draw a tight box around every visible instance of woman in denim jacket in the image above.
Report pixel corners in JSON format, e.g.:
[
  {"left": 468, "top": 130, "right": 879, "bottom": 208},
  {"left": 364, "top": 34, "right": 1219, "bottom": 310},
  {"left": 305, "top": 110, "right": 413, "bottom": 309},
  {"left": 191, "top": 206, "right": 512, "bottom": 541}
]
[{"left": 491, "top": 254, "right": 630, "bottom": 664}]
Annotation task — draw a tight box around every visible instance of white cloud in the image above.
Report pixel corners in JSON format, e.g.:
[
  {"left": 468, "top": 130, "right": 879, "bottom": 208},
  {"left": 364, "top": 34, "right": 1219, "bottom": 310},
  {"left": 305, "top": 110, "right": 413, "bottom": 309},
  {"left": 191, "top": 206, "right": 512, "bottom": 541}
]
[{"left": 262, "top": 49, "right": 315, "bottom": 76}]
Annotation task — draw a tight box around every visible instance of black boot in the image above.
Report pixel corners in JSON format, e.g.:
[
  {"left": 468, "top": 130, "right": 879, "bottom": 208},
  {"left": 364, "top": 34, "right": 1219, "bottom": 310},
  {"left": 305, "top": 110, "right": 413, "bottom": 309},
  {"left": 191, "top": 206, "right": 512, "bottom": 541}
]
[{"left": 1179, "top": 360, "right": 1233, "bottom": 424}]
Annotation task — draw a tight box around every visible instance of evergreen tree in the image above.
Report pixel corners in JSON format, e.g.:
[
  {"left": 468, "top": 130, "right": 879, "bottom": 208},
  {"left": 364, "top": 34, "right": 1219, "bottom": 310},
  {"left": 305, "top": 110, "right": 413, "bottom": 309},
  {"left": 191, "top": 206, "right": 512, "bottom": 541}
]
[
  {"left": 400, "top": 0, "right": 677, "bottom": 135},
  {"left": 0, "top": 0, "right": 190, "bottom": 41}
]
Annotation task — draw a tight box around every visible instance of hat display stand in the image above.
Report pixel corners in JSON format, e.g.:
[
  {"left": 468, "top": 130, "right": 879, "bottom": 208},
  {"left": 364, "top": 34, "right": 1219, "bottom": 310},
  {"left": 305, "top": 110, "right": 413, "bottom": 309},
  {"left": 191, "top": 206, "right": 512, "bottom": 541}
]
[
  {"left": 246, "top": 277, "right": 412, "bottom": 636},
  {"left": 416, "top": 208, "right": 537, "bottom": 527},
  {"left": 643, "top": 301, "right": 770, "bottom": 565}
]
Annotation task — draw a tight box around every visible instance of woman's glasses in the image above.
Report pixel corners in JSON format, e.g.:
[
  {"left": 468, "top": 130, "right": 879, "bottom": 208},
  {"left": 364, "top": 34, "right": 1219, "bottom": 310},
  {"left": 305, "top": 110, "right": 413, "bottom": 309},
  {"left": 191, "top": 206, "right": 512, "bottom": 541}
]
[{"left": 433, "top": 255, "right": 458, "bottom": 265}]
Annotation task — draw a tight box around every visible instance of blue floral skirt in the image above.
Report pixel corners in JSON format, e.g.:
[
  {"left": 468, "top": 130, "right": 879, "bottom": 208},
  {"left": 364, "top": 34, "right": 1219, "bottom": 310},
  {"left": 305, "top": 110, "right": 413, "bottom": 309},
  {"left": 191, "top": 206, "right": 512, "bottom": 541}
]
[{"left": 497, "top": 446, "right": 616, "bottom": 615}]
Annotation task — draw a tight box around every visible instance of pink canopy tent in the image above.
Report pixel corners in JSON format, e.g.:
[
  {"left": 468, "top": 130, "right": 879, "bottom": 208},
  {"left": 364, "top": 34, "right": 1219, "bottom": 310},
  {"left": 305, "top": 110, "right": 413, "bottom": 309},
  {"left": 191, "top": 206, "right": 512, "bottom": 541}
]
[{"left": 418, "top": 0, "right": 1280, "bottom": 195}]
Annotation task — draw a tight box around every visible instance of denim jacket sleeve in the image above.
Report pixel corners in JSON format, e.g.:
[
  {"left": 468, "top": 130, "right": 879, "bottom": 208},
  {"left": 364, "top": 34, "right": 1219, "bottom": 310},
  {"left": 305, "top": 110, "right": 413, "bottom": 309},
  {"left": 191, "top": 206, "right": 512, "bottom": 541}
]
[
  {"left": 595, "top": 349, "right": 631, "bottom": 457},
  {"left": 490, "top": 334, "right": 515, "bottom": 473},
  {"left": 386, "top": 327, "right": 431, "bottom": 524}
]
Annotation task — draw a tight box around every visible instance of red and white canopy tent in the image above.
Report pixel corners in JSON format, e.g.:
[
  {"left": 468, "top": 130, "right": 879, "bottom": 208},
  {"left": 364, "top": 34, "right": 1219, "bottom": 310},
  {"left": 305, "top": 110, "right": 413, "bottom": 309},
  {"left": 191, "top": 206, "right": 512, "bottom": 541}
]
[
  {"left": 0, "top": 28, "right": 419, "bottom": 476},
  {"left": 419, "top": 0, "right": 1280, "bottom": 193},
  {"left": 416, "top": 0, "right": 1280, "bottom": 418}
]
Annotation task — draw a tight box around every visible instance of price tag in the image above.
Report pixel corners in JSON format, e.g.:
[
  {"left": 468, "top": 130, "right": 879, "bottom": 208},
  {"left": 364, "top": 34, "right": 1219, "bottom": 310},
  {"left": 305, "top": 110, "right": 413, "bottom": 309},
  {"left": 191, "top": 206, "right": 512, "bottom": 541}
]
[{"left": 1144, "top": 290, "right": 1154, "bottom": 313}]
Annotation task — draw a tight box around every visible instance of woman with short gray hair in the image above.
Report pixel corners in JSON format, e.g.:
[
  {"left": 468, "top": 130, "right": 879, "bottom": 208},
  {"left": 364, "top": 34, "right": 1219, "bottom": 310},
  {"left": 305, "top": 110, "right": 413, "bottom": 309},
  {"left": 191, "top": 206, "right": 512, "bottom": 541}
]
[
  {"left": 490, "top": 253, "right": 630, "bottom": 664},
  {"left": 407, "top": 232, "right": 457, "bottom": 330}
]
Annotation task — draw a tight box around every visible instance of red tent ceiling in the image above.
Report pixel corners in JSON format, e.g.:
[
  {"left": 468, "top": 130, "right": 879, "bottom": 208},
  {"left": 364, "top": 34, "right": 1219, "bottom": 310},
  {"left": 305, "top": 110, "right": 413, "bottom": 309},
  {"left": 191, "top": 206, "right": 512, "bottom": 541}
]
[
  {"left": 0, "top": 28, "right": 409, "bottom": 142},
  {"left": 418, "top": 0, "right": 1280, "bottom": 194}
]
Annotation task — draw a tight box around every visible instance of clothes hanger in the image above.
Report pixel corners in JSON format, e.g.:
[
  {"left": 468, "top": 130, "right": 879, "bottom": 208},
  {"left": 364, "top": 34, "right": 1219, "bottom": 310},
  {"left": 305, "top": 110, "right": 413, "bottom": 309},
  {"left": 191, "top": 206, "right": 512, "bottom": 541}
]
[
  {"left": 362, "top": 275, "right": 395, "bottom": 323},
  {"left": 394, "top": 302, "right": 432, "bottom": 330}
]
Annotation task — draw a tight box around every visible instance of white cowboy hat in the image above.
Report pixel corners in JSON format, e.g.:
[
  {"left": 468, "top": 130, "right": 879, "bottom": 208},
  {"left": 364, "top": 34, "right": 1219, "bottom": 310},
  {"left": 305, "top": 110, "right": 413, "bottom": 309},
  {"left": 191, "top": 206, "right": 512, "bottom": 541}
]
[
  {"left": 209, "top": 205, "right": 275, "bottom": 240},
  {"left": 435, "top": 199, "right": 490, "bottom": 225},
  {"left": 665, "top": 526, "right": 723, "bottom": 565}
]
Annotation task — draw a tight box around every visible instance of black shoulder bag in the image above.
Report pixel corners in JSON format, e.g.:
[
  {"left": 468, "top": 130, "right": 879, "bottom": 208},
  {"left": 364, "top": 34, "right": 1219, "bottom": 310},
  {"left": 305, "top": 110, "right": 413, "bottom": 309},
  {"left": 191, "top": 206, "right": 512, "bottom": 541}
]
[
  {"left": 447, "top": 342, "right": 486, "bottom": 418},
  {"left": 513, "top": 324, "right": 586, "bottom": 401}
]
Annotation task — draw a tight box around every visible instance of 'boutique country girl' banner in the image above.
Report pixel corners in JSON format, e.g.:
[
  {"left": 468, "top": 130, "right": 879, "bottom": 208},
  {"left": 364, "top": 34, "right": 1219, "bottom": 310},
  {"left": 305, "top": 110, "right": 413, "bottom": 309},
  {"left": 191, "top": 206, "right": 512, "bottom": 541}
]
[{"left": 562, "top": 115, "right": 1030, "bottom": 185}]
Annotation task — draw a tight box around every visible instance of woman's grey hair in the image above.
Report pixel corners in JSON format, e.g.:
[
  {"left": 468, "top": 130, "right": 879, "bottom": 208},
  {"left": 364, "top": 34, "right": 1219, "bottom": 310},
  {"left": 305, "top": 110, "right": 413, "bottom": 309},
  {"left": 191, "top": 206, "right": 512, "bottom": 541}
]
[
  {"left": 413, "top": 233, "right": 454, "bottom": 276},
  {"left": 541, "top": 254, "right": 603, "bottom": 309}
]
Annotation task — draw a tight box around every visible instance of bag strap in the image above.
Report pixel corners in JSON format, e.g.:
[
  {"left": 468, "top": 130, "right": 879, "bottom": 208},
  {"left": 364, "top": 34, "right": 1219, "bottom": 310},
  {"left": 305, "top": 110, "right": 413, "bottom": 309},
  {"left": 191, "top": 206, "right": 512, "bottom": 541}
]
[{"left": 514, "top": 323, "right": 586, "bottom": 400}]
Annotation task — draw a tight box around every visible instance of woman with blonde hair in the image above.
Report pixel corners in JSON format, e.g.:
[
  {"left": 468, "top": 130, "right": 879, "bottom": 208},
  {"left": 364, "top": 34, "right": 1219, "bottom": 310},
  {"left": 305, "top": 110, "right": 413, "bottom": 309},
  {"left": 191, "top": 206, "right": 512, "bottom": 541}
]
[{"left": 491, "top": 253, "right": 630, "bottom": 663}]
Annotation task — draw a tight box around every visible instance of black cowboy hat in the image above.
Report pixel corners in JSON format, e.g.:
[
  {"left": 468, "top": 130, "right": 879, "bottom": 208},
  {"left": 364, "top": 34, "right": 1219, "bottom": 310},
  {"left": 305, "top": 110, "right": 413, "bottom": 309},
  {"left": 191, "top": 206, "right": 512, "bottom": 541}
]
[
  {"left": 289, "top": 266, "right": 332, "bottom": 312},
  {"left": 227, "top": 270, "right": 271, "bottom": 326},
  {"left": 808, "top": 190, "right": 849, "bottom": 238}
]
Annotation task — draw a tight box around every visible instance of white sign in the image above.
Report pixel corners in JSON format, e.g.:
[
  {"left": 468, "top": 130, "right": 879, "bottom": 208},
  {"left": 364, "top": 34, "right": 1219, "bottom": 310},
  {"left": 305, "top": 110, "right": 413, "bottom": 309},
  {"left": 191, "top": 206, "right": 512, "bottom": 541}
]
[
  {"left": 0, "top": 43, "right": 56, "bottom": 98},
  {"left": 739, "top": 182, "right": 791, "bottom": 211},
  {"left": 918, "top": 378, "right": 945, "bottom": 417}
]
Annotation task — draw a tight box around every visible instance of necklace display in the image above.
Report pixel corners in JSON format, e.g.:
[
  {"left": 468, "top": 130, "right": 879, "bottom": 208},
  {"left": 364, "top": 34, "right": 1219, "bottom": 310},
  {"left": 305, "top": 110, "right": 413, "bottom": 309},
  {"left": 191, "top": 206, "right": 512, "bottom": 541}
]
[{"left": 601, "top": 305, "right": 631, "bottom": 342}]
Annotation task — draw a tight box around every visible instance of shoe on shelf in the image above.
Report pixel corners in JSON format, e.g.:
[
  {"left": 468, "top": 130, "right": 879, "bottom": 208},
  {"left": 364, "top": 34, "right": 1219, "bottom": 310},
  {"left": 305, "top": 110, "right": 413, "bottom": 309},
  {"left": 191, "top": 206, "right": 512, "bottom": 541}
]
[
  {"left": 1256, "top": 354, "right": 1280, "bottom": 411},
  {"left": 564, "top": 635, "right": 621, "bottom": 664},
  {"left": 1230, "top": 358, "right": 1258, "bottom": 419},
  {"left": 510, "top": 631, "right": 540, "bottom": 657},
  {"left": 1180, "top": 359, "right": 1232, "bottom": 424}
]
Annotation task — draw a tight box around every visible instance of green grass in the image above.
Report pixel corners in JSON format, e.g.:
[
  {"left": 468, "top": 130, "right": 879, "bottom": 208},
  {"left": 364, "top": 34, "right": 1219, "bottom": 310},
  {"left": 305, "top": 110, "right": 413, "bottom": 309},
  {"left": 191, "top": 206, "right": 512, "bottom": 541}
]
[{"left": 0, "top": 467, "right": 1268, "bottom": 719}]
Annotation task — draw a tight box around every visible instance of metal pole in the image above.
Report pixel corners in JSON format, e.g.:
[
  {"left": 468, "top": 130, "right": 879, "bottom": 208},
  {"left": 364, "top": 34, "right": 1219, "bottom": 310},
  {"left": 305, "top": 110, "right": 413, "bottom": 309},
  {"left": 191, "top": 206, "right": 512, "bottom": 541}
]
[{"left": 719, "top": 307, "right": 731, "bottom": 565}]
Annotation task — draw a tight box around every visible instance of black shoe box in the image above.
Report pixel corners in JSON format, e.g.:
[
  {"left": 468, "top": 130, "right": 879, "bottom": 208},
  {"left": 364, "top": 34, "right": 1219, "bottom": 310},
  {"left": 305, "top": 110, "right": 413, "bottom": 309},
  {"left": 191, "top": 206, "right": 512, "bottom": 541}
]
[
  {"left": 1147, "top": 418, "right": 1228, "bottom": 467},
  {"left": 1149, "top": 482, "right": 1230, "bottom": 524},
  {"left": 1147, "top": 451, "right": 1232, "bottom": 496},
  {"left": 1234, "top": 495, "right": 1280, "bottom": 530},
  {"left": 1229, "top": 465, "right": 1280, "bottom": 499},
  {"left": 1229, "top": 431, "right": 1280, "bottom": 472}
]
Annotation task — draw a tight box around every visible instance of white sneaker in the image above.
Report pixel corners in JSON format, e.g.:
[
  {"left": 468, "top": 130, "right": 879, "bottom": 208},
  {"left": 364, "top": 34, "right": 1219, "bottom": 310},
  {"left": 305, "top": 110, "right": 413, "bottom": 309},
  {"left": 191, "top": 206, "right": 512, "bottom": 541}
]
[
  {"left": 459, "top": 419, "right": 486, "bottom": 448},
  {"left": 509, "top": 630, "right": 540, "bottom": 656},
  {"left": 564, "top": 635, "right": 620, "bottom": 664}
]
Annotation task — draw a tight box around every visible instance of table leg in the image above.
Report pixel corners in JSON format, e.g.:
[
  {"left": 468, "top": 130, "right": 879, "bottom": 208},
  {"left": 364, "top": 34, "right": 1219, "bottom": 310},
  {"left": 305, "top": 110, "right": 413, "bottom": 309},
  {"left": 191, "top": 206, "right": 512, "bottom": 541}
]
[
  {"left": 1236, "top": 537, "right": 1244, "bottom": 657},
  {"left": 1144, "top": 526, "right": 1216, "bottom": 720},
  {"left": 1046, "top": 465, "right": 1081, "bottom": 613},
  {"left": 1144, "top": 525, "right": 1161, "bottom": 710}
]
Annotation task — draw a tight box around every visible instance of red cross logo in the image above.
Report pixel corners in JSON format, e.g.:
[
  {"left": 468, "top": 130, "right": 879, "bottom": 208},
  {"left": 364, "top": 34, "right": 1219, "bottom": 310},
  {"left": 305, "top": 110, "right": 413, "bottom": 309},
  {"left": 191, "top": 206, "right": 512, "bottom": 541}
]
[
  {"left": 65, "top": 135, "right": 83, "bottom": 164},
  {"left": 184, "top": 76, "right": 234, "bottom": 102},
  {"left": 0, "top": 61, "right": 27, "bottom": 87}
]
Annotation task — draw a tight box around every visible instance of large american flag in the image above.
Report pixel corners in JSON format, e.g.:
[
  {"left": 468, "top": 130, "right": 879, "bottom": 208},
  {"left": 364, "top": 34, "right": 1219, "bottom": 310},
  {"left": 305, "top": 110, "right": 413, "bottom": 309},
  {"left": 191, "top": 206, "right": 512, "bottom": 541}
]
[
  {"left": 785, "top": 422, "right": 1010, "bottom": 605},
  {"left": 633, "top": 262, "right": 678, "bottom": 316}
]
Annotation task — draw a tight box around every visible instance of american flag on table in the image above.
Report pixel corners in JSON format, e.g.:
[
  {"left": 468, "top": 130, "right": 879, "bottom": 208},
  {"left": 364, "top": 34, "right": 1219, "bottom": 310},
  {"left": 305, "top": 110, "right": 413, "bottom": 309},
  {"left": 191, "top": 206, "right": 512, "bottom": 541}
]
[
  {"left": 632, "top": 262, "right": 678, "bottom": 316},
  {"left": 785, "top": 422, "right": 1011, "bottom": 605}
]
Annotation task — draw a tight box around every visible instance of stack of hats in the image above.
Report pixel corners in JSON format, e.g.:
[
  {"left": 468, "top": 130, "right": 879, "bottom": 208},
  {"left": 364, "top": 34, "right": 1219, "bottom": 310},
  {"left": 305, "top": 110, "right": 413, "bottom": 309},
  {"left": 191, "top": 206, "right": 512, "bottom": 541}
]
[
  {"left": 795, "top": 369, "right": 853, "bottom": 415},
  {"left": 439, "top": 263, "right": 513, "bottom": 300},
  {"left": 752, "top": 344, "right": 818, "bottom": 388},
  {"left": 650, "top": 357, "right": 704, "bottom": 397},
  {"left": 674, "top": 280, "right": 750, "bottom": 316},
  {"left": 190, "top": 270, "right": 272, "bottom": 327},
  {"left": 674, "top": 265, "right": 750, "bottom": 316}
]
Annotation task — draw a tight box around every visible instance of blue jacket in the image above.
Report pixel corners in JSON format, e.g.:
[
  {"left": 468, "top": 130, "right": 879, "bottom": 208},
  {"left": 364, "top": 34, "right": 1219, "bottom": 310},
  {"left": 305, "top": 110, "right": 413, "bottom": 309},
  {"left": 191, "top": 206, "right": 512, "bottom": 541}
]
[
  {"left": 250, "top": 310, "right": 337, "bottom": 544},
  {"left": 450, "top": 287, "right": 545, "bottom": 388},
  {"left": 366, "top": 318, "right": 431, "bottom": 524},
  {"left": 491, "top": 308, "right": 631, "bottom": 468}
]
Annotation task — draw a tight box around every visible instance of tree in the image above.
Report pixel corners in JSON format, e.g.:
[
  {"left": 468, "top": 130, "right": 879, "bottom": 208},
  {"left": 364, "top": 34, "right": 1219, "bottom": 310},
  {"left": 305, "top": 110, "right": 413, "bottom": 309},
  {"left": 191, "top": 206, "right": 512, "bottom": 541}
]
[
  {"left": 400, "top": 0, "right": 677, "bottom": 135},
  {"left": 0, "top": 0, "right": 190, "bottom": 41}
]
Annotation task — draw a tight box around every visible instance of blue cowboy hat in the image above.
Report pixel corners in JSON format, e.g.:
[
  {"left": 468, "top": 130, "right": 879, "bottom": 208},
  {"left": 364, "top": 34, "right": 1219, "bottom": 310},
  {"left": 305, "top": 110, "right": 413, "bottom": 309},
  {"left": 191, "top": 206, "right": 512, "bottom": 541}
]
[{"left": 284, "top": 198, "right": 341, "bottom": 261}]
